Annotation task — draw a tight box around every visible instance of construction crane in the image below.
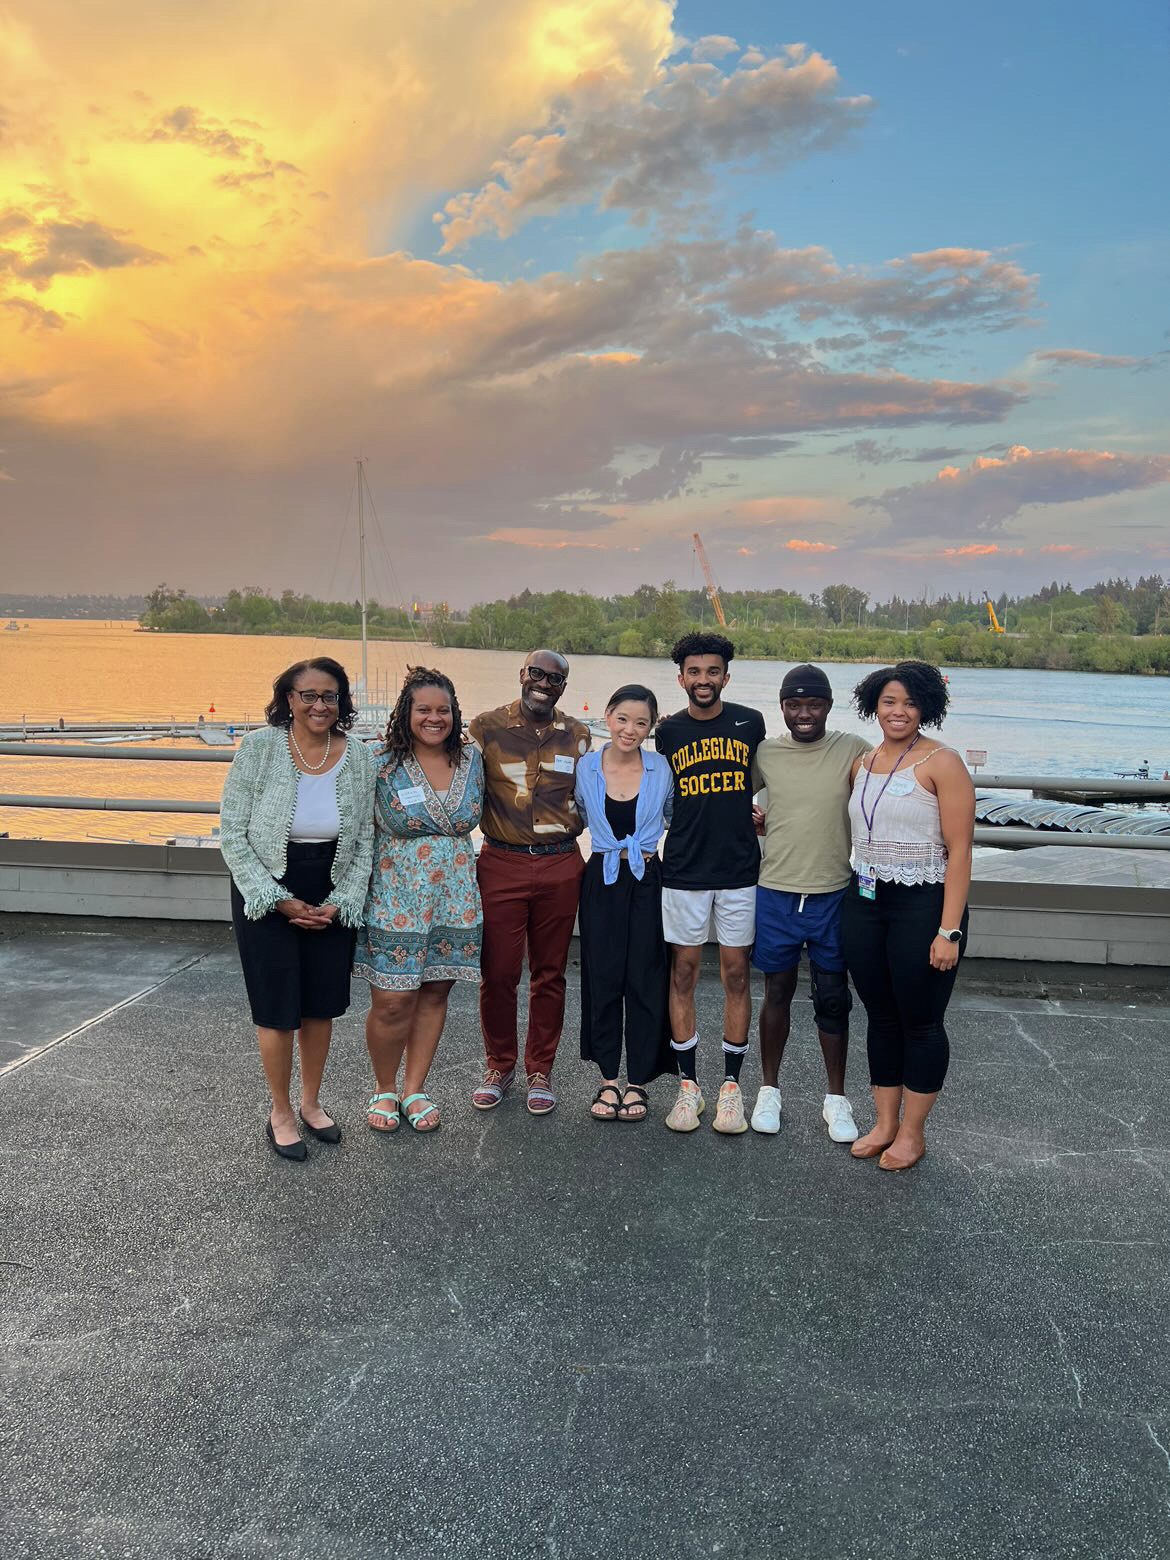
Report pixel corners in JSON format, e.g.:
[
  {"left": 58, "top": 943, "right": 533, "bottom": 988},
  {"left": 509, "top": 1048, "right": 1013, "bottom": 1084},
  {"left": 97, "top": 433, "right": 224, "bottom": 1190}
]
[
  {"left": 983, "top": 593, "right": 1006, "bottom": 633},
  {"left": 693, "top": 532, "right": 727, "bottom": 627}
]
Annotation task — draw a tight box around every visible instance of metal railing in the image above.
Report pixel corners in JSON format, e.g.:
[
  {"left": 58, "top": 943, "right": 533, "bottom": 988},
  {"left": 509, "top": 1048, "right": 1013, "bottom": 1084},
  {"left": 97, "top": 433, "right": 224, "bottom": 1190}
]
[{"left": 2, "top": 747, "right": 1169, "bottom": 846}]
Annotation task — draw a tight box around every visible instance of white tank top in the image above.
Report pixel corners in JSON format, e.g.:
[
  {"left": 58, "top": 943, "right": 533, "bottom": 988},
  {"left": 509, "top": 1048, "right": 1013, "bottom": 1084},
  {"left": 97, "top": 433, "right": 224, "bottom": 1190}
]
[
  {"left": 848, "top": 753, "right": 949, "bottom": 885},
  {"left": 290, "top": 768, "right": 341, "bottom": 843}
]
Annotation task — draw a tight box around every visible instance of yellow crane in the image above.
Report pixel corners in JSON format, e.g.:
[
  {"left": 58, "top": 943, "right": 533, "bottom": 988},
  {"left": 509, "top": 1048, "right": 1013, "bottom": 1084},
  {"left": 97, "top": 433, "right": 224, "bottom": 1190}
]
[
  {"left": 693, "top": 531, "right": 727, "bottom": 627},
  {"left": 983, "top": 593, "right": 1006, "bottom": 633}
]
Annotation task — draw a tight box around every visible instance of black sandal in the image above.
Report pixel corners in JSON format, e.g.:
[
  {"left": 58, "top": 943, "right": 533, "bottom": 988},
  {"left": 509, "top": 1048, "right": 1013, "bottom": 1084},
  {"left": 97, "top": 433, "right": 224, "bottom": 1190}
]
[
  {"left": 617, "top": 1085, "right": 649, "bottom": 1123},
  {"left": 590, "top": 1084, "right": 622, "bottom": 1121}
]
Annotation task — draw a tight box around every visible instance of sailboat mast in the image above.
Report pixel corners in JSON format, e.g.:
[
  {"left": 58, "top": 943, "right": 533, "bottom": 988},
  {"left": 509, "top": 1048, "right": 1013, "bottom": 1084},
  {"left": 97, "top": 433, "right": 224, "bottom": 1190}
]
[{"left": 357, "top": 458, "right": 368, "bottom": 693}]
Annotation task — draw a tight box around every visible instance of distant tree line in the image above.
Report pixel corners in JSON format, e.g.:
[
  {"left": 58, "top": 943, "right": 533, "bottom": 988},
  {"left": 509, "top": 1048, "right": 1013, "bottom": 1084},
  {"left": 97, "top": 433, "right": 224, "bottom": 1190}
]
[
  {"left": 138, "top": 585, "right": 418, "bottom": 641},
  {"left": 0, "top": 592, "right": 147, "bottom": 618},
  {"left": 138, "top": 576, "right": 1170, "bottom": 675}
]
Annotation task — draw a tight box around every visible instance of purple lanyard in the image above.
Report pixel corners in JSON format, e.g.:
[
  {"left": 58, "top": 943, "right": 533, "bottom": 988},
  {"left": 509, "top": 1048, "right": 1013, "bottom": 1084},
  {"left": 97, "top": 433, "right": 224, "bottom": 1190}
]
[{"left": 859, "top": 735, "right": 920, "bottom": 844}]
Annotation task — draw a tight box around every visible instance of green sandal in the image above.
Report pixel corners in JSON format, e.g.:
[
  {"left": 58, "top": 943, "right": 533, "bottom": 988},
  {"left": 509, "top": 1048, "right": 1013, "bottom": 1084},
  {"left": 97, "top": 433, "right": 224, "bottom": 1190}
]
[
  {"left": 402, "top": 1092, "right": 440, "bottom": 1132},
  {"left": 367, "top": 1091, "right": 400, "bottom": 1132}
]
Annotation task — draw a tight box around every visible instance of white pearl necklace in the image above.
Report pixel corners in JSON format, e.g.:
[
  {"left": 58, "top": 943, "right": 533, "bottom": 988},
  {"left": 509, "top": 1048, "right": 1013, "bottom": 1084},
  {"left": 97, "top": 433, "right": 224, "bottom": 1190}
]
[{"left": 288, "top": 727, "right": 331, "bottom": 772}]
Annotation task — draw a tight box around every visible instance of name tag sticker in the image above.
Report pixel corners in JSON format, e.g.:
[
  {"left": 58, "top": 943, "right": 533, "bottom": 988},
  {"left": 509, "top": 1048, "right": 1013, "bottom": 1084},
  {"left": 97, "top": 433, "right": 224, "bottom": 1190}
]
[
  {"left": 885, "top": 774, "right": 916, "bottom": 797},
  {"left": 397, "top": 785, "right": 425, "bottom": 806},
  {"left": 857, "top": 864, "right": 877, "bottom": 901},
  {"left": 553, "top": 754, "right": 575, "bottom": 774}
]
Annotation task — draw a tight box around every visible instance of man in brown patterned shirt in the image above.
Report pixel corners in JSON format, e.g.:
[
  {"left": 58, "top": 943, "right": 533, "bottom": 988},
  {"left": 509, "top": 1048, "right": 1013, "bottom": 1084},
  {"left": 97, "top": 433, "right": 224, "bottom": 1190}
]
[{"left": 468, "top": 649, "right": 591, "bottom": 1116}]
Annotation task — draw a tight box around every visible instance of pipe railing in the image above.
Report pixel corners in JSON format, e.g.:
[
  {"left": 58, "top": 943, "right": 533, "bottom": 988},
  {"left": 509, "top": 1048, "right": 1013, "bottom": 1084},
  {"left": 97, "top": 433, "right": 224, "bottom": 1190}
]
[
  {"left": 0, "top": 794, "right": 220, "bottom": 814},
  {"left": 2, "top": 750, "right": 1169, "bottom": 846},
  {"left": 976, "top": 774, "right": 1170, "bottom": 799}
]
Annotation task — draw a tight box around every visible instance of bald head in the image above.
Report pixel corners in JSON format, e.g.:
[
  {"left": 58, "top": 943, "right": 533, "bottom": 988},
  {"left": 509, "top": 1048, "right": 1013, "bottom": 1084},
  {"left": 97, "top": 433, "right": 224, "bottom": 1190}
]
[{"left": 520, "top": 648, "right": 569, "bottom": 722}]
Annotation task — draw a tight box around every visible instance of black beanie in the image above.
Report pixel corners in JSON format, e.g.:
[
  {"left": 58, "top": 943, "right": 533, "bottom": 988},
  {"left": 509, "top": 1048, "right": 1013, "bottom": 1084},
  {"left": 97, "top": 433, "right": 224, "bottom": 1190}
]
[{"left": 779, "top": 664, "right": 833, "bottom": 701}]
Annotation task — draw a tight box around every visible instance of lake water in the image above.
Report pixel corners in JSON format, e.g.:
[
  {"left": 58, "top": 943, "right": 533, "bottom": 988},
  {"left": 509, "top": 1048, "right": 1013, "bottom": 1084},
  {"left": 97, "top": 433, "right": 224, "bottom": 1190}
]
[{"left": 0, "top": 620, "right": 1165, "bottom": 842}]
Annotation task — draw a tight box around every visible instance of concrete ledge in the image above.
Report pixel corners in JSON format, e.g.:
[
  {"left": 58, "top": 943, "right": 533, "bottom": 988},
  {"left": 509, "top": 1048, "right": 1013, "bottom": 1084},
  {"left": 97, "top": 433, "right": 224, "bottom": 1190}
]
[{"left": 1, "top": 840, "right": 1167, "bottom": 965}]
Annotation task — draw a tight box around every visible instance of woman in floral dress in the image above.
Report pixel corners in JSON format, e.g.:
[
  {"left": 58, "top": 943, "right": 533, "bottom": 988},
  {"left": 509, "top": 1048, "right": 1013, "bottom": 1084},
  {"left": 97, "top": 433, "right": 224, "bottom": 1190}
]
[{"left": 355, "top": 667, "right": 484, "bottom": 1133}]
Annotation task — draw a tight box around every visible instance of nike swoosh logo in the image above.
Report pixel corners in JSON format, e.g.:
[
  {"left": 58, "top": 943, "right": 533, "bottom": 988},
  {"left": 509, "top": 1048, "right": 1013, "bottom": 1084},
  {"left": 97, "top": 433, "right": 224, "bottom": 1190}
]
[{"left": 735, "top": 720, "right": 750, "bottom": 726}]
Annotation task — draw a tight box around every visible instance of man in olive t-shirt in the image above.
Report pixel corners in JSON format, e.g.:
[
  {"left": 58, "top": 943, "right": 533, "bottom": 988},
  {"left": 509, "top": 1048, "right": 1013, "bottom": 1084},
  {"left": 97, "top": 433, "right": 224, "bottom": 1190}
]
[{"left": 750, "top": 664, "right": 870, "bottom": 1142}]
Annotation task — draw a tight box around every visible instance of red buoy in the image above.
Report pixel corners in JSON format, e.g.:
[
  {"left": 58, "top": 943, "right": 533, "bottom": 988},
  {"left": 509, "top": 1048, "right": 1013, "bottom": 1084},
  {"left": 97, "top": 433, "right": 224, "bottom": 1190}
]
[{"left": 209, "top": 703, "right": 216, "bottom": 713}]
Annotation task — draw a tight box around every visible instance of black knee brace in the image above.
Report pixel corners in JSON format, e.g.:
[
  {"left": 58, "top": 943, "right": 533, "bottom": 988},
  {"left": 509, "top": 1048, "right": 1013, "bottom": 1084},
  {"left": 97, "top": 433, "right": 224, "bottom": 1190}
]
[{"left": 810, "top": 964, "right": 852, "bottom": 1035}]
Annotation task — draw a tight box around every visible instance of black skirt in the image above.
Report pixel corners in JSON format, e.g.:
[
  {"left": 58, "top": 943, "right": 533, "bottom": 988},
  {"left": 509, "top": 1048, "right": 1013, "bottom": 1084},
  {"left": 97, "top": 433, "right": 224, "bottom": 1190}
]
[
  {"left": 230, "top": 841, "right": 357, "bottom": 1031},
  {"left": 578, "top": 853, "right": 672, "bottom": 1085}
]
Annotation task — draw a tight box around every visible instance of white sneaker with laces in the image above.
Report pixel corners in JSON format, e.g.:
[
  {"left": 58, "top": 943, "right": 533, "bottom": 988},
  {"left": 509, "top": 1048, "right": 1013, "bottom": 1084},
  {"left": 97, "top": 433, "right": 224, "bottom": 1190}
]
[
  {"left": 713, "top": 1079, "right": 749, "bottom": 1135},
  {"left": 822, "top": 1094, "right": 859, "bottom": 1143},
  {"left": 665, "top": 1079, "right": 705, "bottom": 1133},
  {"left": 750, "top": 1085, "right": 781, "bottom": 1135}
]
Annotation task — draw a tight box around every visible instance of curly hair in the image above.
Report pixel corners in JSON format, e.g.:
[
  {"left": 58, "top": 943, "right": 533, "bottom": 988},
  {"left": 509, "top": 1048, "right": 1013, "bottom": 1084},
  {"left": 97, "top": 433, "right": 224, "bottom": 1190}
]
[
  {"left": 852, "top": 660, "right": 949, "bottom": 729},
  {"left": 265, "top": 657, "right": 356, "bottom": 730},
  {"left": 383, "top": 666, "right": 464, "bottom": 765},
  {"left": 606, "top": 683, "right": 659, "bottom": 723},
  {"left": 670, "top": 631, "right": 734, "bottom": 670}
]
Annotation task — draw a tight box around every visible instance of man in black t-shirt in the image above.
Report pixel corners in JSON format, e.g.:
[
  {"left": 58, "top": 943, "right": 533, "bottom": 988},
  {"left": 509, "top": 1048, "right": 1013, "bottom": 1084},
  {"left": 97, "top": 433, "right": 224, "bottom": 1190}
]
[{"left": 657, "top": 632, "right": 766, "bottom": 1135}]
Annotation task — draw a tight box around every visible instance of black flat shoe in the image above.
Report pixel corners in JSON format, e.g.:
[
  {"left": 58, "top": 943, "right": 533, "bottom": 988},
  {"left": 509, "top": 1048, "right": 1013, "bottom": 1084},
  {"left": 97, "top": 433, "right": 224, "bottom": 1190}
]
[
  {"left": 266, "top": 1119, "right": 308, "bottom": 1161},
  {"left": 299, "top": 1109, "right": 341, "bottom": 1145}
]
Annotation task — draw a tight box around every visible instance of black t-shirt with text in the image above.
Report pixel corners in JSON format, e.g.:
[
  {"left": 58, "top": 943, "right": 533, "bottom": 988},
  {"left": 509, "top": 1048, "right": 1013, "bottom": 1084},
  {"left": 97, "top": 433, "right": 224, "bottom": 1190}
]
[{"left": 657, "top": 701, "right": 766, "bottom": 889}]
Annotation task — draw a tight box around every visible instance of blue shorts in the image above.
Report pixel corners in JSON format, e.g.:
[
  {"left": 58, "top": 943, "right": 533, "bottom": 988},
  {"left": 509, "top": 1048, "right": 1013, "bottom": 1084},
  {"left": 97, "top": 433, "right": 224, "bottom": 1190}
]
[{"left": 751, "top": 887, "right": 847, "bottom": 974}]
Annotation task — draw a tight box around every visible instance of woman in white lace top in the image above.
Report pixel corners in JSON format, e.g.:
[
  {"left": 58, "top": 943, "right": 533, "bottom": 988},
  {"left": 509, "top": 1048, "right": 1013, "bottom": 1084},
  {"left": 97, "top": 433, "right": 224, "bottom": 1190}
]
[{"left": 841, "top": 661, "right": 975, "bottom": 1171}]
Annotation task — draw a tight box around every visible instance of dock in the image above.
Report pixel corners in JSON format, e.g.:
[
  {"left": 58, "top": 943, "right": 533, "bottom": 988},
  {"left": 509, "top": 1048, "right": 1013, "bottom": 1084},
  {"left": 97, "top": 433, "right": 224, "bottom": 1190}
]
[{"left": 2, "top": 915, "right": 1169, "bottom": 1559}]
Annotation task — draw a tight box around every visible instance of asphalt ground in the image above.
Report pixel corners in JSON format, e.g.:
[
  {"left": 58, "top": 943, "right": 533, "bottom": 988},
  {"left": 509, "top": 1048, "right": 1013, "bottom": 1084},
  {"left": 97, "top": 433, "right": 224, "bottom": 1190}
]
[{"left": 1, "top": 918, "right": 1169, "bottom": 1560}]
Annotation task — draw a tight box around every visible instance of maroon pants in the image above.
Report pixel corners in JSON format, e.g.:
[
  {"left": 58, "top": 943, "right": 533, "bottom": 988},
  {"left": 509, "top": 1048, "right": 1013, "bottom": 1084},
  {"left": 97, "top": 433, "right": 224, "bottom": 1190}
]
[{"left": 477, "top": 843, "right": 585, "bottom": 1077}]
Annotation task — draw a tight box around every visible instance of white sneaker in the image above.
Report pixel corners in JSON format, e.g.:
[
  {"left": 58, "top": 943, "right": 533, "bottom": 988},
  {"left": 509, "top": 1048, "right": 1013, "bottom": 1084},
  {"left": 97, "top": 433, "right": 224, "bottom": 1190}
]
[
  {"left": 665, "top": 1080, "right": 705, "bottom": 1133},
  {"left": 713, "top": 1080, "right": 749, "bottom": 1135},
  {"left": 822, "top": 1094, "right": 859, "bottom": 1143},
  {"left": 750, "top": 1085, "right": 781, "bottom": 1135}
]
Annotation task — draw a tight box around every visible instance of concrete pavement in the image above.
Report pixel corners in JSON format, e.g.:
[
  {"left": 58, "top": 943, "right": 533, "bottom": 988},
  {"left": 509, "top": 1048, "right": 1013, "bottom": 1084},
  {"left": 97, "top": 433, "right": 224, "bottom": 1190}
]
[{"left": 1, "top": 917, "right": 1168, "bottom": 1559}]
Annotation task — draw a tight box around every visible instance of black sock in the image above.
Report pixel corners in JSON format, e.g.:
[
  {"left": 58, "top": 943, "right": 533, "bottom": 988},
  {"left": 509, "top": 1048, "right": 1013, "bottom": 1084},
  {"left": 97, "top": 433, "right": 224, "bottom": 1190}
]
[
  {"left": 722, "top": 1041, "right": 747, "bottom": 1083},
  {"left": 672, "top": 1036, "right": 699, "bottom": 1083}
]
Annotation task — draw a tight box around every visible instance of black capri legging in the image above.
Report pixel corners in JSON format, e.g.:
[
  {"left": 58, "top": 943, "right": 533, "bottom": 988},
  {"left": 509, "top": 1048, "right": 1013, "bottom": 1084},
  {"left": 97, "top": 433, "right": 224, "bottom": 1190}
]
[
  {"left": 230, "top": 841, "right": 357, "bottom": 1031},
  {"left": 840, "top": 877, "right": 967, "bottom": 1094}
]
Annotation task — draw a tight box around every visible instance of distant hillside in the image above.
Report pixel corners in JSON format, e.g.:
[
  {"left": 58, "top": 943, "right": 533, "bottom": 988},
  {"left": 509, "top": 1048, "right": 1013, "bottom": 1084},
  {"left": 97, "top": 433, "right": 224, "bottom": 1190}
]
[{"left": 0, "top": 593, "right": 150, "bottom": 619}]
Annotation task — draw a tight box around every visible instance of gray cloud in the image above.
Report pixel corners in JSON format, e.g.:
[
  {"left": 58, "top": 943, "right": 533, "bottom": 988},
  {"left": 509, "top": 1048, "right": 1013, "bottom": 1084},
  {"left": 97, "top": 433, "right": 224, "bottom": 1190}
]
[
  {"left": 2, "top": 296, "right": 66, "bottom": 330},
  {"left": 834, "top": 438, "right": 969, "bottom": 465},
  {"left": 438, "top": 44, "right": 870, "bottom": 248},
  {"left": 1034, "top": 348, "right": 1139, "bottom": 369},
  {"left": 857, "top": 445, "right": 1170, "bottom": 536},
  {"left": 0, "top": 211, "right": 162, "bottom": 283},
  {"left": 136, "top": 106, "right": 302, "bottom": 196},
  {"left": 713, "top": 240, "right": 1037, "bottom": 331}
]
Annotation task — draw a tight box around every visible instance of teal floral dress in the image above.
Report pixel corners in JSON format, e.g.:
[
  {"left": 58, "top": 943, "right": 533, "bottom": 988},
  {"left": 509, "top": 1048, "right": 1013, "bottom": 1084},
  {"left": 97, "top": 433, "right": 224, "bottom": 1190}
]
[{"left": 354, "top": 745, "right": 484, "bottom": 991}]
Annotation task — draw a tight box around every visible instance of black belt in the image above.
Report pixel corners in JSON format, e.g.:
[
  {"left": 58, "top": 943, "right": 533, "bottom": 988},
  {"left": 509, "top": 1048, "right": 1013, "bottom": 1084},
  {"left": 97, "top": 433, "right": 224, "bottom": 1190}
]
[{"left": 483, "top": 836, "right": 578, "bottom": 856}]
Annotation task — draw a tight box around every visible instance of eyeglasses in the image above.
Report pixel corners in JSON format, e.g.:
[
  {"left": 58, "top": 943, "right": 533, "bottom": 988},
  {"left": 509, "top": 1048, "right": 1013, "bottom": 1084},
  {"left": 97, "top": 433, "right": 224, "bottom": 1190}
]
[
  {"left": 293, "top": 690, "right": 340, "bottom": 706},
  {"left": 525, "top": 666, "right": 566, "bottom": 688}
]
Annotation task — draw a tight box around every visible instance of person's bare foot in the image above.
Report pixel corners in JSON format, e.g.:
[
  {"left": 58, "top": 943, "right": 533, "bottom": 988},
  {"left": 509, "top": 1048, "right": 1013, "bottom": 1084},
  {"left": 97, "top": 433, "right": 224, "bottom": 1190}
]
[
  {"left": 878, "top": 1131, "right": 926, "bottom": 1170},
  {"left": 851, "top": 1127, "right": 897, "bottom": 1159},
  {"left": 366, "top": 1092, "right": 400, "bottom": 1132},
  {"left": 618, "top": 1086, "right": 648, "bottom": 1121},
  {"left": 591, "top": 1081, "right": 622, "bottom": 1119},
  {"left": 299, "top": 1099, "right": 335, "bottom": 1131},
  {"left": 269, "top": 1106, "right": 301, "bottom": 1147}
]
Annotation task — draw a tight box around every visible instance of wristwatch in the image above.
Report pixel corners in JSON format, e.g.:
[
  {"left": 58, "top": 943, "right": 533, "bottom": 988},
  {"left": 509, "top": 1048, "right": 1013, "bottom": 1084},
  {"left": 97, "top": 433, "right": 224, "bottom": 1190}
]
[{"left": 938, "top": 926, "right": 964, "bottom": 943}]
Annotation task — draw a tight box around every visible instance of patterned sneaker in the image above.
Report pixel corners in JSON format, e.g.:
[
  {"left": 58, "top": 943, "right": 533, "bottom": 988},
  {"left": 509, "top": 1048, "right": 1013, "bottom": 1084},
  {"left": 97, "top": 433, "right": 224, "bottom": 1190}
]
[
  {"left": 471, "top": 1067, "right": 515, "bottom": 1110},
  {"left": 713, "top": 1080, "right": 749, "bottom": 1135},
  {"left": 750, "top": 1085, "right": 781, "bottom": 1135},
  {"left": 526, "top": 1072, "right": 557, "bottom": 1115},
  {"left": 665, "top": 1079, "right": 705, "bottom": 1133},
  {"left": 822, "top": 1094, "right": 859, "bottom": 1143}
]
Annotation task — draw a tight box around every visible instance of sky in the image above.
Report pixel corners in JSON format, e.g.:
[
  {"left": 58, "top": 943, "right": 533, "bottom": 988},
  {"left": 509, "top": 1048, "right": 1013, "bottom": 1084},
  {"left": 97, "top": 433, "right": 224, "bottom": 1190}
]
[{"left": 1, "top": 0, "right": 1167, "bottom": 608}]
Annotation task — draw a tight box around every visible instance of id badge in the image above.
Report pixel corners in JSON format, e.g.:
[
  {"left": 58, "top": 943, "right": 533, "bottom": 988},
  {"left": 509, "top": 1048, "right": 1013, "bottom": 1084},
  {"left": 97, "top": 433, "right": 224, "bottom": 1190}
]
[
  {"left": 857, "top": 864, "right": 877, "bottom": 901},
  {"left": 397, "top": 785, "right": 425, "bottom": 806},
  {"left": 553, "top": 754, "right": 575, "bottom": 775}
]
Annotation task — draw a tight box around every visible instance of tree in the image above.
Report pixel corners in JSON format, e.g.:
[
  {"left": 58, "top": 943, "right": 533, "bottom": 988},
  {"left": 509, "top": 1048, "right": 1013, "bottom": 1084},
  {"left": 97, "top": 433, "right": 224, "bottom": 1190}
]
[
  {"left": 650, "top": 579, "right": 684, "bottom": 647},
  {"left": 820, "top": 583, "right": 868, "bottom": 627}
]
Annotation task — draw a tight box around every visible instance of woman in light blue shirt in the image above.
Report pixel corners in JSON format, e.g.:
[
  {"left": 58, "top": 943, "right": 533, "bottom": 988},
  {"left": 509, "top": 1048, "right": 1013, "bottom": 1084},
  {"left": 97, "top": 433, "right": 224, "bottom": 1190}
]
[{"left": 574, "top": 684, "right": 674, "bottom": 1122}]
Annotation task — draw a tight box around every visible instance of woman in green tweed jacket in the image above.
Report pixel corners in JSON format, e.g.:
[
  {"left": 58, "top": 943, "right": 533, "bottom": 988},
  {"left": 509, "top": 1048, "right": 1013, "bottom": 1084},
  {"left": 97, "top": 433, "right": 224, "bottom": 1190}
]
[{"left": 220, "top": 657, "right": 375, "bottom": 1161}]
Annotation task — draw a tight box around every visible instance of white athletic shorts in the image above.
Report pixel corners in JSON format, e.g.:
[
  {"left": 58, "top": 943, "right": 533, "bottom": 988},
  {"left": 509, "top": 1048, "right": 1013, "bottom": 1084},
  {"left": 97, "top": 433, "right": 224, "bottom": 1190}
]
[{"left": 661, "top": 886, "right": 756, "bottom": 948}]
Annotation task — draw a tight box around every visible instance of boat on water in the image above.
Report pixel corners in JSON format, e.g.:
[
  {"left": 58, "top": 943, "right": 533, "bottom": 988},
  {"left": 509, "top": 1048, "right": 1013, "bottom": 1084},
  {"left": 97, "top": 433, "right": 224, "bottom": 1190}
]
[{"left": 4, "top": 621, "right": 21, "bottom": 632}]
